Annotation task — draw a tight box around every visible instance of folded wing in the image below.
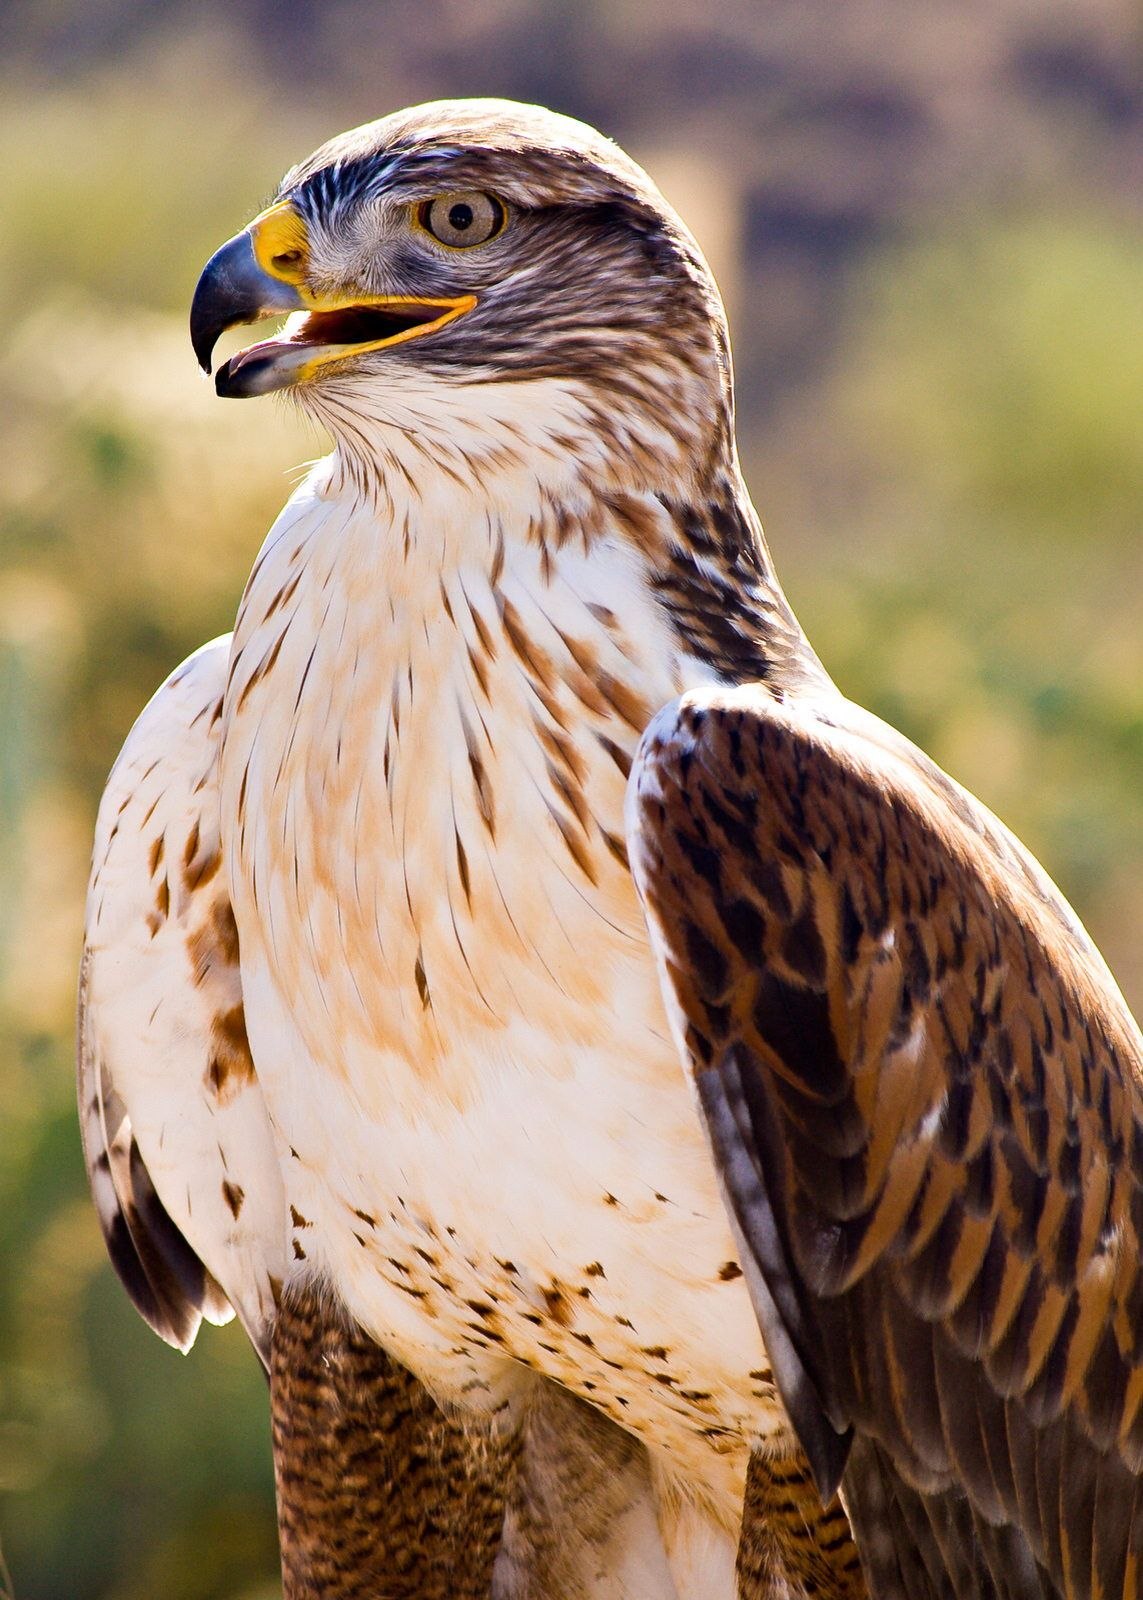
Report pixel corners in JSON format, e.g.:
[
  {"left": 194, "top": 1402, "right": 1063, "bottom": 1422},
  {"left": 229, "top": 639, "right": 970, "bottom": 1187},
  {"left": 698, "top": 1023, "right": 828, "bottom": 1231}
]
[
  {"left": 79, "top": 637, "right": 286, "bottom": 1364},
  {"left": 629, "top": 684, "right": 1143, "bottom": 1599}
]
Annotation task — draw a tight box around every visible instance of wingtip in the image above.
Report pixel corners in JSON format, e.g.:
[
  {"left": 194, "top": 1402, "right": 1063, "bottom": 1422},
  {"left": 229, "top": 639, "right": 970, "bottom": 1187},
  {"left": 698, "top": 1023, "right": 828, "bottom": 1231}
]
[
  {"left": 101, "top": 1199, "right": 204, "bottom": 1353},
  {"left": 801, "top": 1407, "right": 854, "bottom": 1506}
]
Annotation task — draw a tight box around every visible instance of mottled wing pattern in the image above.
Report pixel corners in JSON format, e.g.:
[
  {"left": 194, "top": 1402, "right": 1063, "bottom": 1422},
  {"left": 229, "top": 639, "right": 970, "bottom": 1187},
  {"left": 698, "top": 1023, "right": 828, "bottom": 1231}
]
[
  {"left": 79, "top": 637, "right": 286, "bottom": 1362},
  {"left": 628, "top": 684, "right": 1143, "bottom": 1600}
]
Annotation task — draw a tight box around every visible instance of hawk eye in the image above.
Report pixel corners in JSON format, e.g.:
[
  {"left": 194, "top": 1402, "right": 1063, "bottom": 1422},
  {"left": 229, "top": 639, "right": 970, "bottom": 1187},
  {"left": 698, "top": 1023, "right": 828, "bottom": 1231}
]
[{"left": 420, "top": 191, "right": 506, "bottom": 248}]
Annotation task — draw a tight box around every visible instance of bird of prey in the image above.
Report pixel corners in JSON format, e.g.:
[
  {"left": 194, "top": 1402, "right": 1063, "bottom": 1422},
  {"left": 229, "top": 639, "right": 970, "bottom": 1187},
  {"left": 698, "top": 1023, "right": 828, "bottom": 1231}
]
[{"left": 78, "top": 97, "right": 1143, "bottom": 1599}]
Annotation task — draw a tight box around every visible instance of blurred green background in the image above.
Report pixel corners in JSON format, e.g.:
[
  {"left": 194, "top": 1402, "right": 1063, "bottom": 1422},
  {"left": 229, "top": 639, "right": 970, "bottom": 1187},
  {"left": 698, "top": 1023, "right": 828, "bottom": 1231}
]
[{"left": 1, "top": 2, "right": 1141, "bottom": 1595}]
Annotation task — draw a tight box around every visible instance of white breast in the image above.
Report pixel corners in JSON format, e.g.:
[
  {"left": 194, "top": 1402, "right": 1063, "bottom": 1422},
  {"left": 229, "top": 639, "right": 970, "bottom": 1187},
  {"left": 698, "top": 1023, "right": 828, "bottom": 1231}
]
[{"left": 218, "top": 411, "right": 780, "bottom": 1515}]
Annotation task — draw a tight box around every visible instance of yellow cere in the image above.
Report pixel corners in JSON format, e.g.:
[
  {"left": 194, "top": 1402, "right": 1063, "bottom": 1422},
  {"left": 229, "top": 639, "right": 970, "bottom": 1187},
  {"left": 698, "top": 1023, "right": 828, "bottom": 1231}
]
[{"left": 249, "top": 201, "right": 312, "bottom": 288}]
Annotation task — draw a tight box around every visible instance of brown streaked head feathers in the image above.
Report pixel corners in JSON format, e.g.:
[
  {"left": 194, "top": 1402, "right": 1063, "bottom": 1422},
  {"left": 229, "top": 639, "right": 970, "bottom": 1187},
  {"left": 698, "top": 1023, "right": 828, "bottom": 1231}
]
[{"left": 191, "top": 98, "right": 733, "bottom": 462}]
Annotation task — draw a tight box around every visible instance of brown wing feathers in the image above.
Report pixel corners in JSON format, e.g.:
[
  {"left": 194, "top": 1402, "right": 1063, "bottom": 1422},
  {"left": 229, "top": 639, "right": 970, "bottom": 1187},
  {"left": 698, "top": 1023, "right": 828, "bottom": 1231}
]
[
  {"left": 632, "top": 687, "right": 1143, "bottom": 1599},
  {"left": 696, "top": 1042, "right": 855, "bottom": 1500}
]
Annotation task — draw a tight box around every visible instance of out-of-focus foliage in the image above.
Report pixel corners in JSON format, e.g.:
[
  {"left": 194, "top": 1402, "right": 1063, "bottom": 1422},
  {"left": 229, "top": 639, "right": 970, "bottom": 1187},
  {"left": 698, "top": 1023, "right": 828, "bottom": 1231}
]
[{"left": 1, "top": 2, "right": 1140, "bottom": 1595}]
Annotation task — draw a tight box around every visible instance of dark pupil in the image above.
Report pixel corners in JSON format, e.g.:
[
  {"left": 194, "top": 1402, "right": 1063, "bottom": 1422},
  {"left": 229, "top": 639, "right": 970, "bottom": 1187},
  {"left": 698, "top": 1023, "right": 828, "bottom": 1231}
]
[{"left": 448, "top": 202, "right": 475, "bottom": 232}]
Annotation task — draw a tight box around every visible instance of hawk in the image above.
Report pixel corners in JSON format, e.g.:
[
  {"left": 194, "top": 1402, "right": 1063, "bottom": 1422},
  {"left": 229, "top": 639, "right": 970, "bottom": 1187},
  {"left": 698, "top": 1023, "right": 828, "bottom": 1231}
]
[{"left": 79, "top": 98, "right": 1143, "bottom": 1599}]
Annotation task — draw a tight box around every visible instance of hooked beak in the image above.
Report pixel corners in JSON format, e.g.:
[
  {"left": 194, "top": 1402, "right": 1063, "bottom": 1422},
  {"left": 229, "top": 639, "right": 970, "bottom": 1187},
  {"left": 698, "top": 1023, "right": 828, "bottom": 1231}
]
[{"left": 190, "top": 201, "right": 477, "bottom": 398}]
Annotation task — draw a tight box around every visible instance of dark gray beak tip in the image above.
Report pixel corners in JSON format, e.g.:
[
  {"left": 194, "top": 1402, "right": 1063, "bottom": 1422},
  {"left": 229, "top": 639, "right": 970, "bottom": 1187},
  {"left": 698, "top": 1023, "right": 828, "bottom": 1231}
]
[
  {"left": 189, "top": 248, "right": 233, "bottom": 375},
  {"left": 189, "top": 230, "right": 303, "bottom": 379}
]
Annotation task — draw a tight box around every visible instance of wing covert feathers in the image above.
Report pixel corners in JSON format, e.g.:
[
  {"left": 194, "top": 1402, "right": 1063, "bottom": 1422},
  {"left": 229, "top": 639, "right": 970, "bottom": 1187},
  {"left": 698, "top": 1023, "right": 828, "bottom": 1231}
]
[
  {"left": 79, "top": 639, "right": 286, "bottom": 1363},
  {"left": 629, "top": 684, "right": 1143, "bottom": 1600}
]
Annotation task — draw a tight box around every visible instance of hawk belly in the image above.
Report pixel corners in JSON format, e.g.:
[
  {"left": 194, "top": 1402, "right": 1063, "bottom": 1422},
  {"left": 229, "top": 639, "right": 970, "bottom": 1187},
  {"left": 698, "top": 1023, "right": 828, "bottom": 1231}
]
[{"left": 220, "top": 467, "right": 779, "bottom": 1517}]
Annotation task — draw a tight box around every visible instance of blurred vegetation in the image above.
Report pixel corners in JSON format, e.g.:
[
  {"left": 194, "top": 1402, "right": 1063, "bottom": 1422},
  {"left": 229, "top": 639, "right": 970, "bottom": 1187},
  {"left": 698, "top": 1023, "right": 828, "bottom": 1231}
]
[{"left": 1, "top": 2, "right": 1141, "bottom": 1595}]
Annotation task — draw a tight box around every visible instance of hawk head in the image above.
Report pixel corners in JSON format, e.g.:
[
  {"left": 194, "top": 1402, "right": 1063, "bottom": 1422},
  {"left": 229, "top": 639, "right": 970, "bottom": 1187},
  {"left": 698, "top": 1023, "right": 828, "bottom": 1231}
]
[{"left": 190, "top": 99, "right": 731, "bottom": 457}]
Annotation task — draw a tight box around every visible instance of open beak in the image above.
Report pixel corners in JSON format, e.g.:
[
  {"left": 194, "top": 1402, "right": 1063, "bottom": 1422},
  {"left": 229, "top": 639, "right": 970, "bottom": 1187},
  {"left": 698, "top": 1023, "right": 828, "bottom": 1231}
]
[{"left": 190, "top": 201, "right": 476, "bottom": 398}]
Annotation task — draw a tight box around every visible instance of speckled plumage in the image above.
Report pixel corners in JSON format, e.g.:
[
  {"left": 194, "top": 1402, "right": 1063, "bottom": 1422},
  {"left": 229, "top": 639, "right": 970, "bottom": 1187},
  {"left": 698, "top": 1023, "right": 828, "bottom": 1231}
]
[
  {"left": 83, "top": 96, "right": 1142, "bottom": 1600},
  {"left": 628, "top": 687, "right": 1143, "bottom": 1597}
]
